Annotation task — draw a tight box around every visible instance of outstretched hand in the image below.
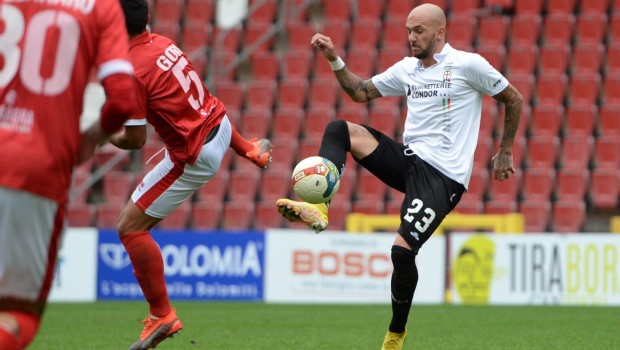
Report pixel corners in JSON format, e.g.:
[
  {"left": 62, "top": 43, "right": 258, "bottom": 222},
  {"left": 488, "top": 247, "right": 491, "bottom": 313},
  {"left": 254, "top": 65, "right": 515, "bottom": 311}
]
[
  {"left": 491, "top": 150, "right": 515, "bottom": 182},
  {"left": 311, "top": 33, "right": 339, "bottom": 61}
]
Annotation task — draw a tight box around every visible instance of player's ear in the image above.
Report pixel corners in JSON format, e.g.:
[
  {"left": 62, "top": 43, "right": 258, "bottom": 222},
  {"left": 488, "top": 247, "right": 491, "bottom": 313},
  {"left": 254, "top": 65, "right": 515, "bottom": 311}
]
[{"left": 436, "top": 26, "right": 446, "bottom": 41}]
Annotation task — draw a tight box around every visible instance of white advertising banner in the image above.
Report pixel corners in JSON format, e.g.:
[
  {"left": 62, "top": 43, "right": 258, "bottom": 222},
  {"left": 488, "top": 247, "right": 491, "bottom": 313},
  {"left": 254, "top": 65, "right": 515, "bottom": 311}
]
[
  {"left": 48, "top": 228, "right": 98, "bottom": 302},
  {"left": 265, "top": 230, "right": 445, "bottom": 304},
  {"left": 450, "top": 233, "right": 620, "bottom": 306}
]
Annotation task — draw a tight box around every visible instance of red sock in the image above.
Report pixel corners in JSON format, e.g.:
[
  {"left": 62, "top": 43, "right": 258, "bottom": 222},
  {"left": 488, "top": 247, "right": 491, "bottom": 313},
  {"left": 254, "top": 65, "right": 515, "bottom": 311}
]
[
  {"left": 120, "top": 232, "right": 171, "bottom": 317},
  {"left": 11, "top": 311, "right": 40, "bottom": 349},
  {"left": 0, "top": 327, "right": 19, "bottom": 350},
  {"left": 229, "top": 125, "right": 253, "bottom": 155}
]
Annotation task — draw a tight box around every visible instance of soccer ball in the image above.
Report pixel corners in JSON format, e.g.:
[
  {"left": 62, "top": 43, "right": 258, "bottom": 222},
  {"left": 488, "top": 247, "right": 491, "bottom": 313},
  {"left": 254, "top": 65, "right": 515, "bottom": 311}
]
[{"left": 291, "top": 156, "right": 341, "bottom": 204}]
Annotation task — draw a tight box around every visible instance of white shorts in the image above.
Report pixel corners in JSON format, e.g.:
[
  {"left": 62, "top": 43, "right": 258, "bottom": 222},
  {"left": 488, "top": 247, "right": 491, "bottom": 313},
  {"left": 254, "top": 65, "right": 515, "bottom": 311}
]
[
  {"left": 0, "top": 187, "right": 64, "bottom": 305},
  {"left": 132, "top": 116, "right": 232, "bottom": 218}
]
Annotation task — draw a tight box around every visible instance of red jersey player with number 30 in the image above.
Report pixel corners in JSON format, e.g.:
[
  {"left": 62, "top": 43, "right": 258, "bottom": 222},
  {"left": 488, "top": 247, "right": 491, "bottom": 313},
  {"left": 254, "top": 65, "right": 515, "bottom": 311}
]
[
  {"left": 113, "top": 1, "right": 272, "bottom": 349},
  {"left": 0, "top": 0, "right": 138, "bottom": 349}
]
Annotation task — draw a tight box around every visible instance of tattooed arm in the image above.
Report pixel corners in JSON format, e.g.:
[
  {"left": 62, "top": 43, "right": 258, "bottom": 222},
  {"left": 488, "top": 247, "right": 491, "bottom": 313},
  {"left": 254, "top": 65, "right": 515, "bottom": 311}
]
[
  {"left": 310, "top": 32, "right": 383, "bottom": 102},
  {"left": 491, "top": 83, "right": 523, "bottom": 181}
]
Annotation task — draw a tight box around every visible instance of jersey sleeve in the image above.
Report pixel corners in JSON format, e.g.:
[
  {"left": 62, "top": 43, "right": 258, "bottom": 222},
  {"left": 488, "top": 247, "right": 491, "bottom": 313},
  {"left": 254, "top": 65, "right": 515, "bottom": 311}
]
[
  {"left": 371, "top": 58, "right": 410, "bottom": 97},
  {"left": 124, "top": 76, "right": 148, "bottom": 126},
  {"left": 463, "top": 53, "right": 509, "bottom": 96},
  {"left": 94, "top": 0, "right": 134, "bottom": 81}
]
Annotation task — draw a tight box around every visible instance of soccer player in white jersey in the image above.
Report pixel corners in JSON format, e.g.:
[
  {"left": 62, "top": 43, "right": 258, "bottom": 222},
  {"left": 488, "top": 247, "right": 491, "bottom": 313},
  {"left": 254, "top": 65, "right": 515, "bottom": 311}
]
[{"left": 276, "top": 4, "right": 522, "bottom": 349}]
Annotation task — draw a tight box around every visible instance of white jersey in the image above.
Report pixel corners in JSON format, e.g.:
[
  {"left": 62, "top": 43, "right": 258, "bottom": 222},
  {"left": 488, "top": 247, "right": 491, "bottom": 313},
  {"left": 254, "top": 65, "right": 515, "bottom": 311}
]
[{"left": 372, "top": 43, "right": 508, "bottom": 188}]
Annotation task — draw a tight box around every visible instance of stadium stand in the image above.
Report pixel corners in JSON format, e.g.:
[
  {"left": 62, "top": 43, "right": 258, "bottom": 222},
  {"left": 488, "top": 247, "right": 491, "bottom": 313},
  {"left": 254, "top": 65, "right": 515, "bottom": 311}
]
[{"left": 77, "top": 0, "right": 619, "bottom": 233}]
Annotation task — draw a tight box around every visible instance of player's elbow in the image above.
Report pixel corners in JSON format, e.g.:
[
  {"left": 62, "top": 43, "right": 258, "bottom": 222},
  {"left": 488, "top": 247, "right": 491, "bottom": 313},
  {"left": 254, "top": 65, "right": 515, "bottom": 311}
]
[{"left": 100, "top": 74, "right": 139, "bottom": 134}]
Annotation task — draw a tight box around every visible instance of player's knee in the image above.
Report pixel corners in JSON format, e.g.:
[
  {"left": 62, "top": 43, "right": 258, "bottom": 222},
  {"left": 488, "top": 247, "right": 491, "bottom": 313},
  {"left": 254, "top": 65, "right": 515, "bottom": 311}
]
[{"left": 391, "top": 245, "right": 418, "bottom": 286}]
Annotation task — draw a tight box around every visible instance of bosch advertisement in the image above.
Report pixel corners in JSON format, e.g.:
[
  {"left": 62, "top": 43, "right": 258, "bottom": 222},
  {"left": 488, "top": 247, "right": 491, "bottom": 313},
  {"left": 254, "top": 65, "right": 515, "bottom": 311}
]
[{"left": 97, "top": 230, "right": 265, "bottom": 301}]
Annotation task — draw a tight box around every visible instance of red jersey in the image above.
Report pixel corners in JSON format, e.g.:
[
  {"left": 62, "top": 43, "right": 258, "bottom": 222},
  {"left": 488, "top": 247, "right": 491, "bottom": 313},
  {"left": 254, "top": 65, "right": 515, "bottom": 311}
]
[
  {"left": 128, "top": 32, "right": 226, "bottom": 165},
  {"left": 0, "top": 0, "right": 133, "bottom": 202}
]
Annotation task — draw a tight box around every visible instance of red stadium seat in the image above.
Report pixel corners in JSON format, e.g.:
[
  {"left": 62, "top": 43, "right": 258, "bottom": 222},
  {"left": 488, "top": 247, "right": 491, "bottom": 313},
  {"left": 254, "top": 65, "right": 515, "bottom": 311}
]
[
  {"left": 542, "top": 14, "right": 575, "bottom": 45},
  {"left": 571, "top": 44, "right": 604, "bottom": 76},
  {"left": 323, "top": 199, "right": 352, "bottom": 231},
  {"left": 538, "top": 44, "right": 571, "bottom": 75},
  {"left": 552, "top": 200, "right": 586, "bottom": 233},
  {"left": 535, "top": 73, "right": 567, "bottom": 106},
  {"left": 349, "top": 19, "right": 382, "bottom": 50},
  {"left": 609, "top": 14, "right": 620, "bottom": 46},
  {"left": 357, "top": 0, "right": 384, "bottom": 20},
  {"left": 589, "top": 168, "right": 620, "bottom": 209},
  {"left": 347, "top": 48, "right": 377, "bottom": 78},
  {"left": 227, "top": 170, "right": 260, "bottom": 201},
  {"left": 352, "top": 199, "right": 385, "bottom": 215},
  {"left": 251, "top": 51, "right": 279, "bottom": 80},
  {"left": 185, "top": 0, "right": 215, "bottom": 25},
  {"left": 323, "top": 0, "right": 351, "bottom": 21},
  {"left": 476, "top": 45, "right": 506, "bottom": 71},
  {"left": 102, "top": 171, "right": 135, "bottom": 205},
  {"left": 473, "top": 136, "right": 492, "bottom": 168},
  {"left": 564, "top": 104, "right": 597, "bottom": 137},
  {"left": 377, "top": 47, "right": 408, "bottom": 72},
  {"left": 213, "top": 80, "right": 244, "bottom": 112},
  {"left": 559, "top": 135, "right": 593, "bottom": 170},
  {"left": 368, "top": 106, "right": 399, "bottom": 137},
  {"left": 593, "top": 136, "right": 620, "bottom": 170},
  {"left": 269, "top": 137, "right": 299, "bottom": 171},
  {"left": 526, "top": 135, "right": 559, "bottom": 169},
  {"left": 546, "top": 0, "right": 576, "bottom": 14},
  {"left": 356, "top": 169, "right": 388, "bottom": 201},
  {"left": 281, "top": 49, "right": 313, "bottom": 80},
  {"left": 382, "top": 20, "right": 411, "bottom": 51},
  {"left": 158, "top": 201, "right": 191, "bottom": 230},
  {"left": 286, "top": 22, "right": 315, "bottom": 51},
  {"left": 605, "top": 45, "right": 620, "bottom": 75},
  {"left": 96, "top": 203, "right": 122, "bottom": 229},
  {"left": 221, "top": 200, "right": 255, "bottom": 230},
  {"left": 597, "top": 104, "right": 620, "bottom": 137},
  {"left": 318, "top": 20, "right": 350, "bottom": 53},
  {"left": 529, "top": 104, "right": 563, "bottom": 137},
  {"left": 245, "top": 79, "right": 276, "bottom": 110},
  {"left": 196, "top": 170, "right": 229, "bottom": 203},
  {"left": 297, "top": 136, "right": 322, "bottom": 163},
  {"left": 259, "top": 168, "right": 292, "bottom": 202},
  {"left": 454, "top": 198, "right": 484, "bottom": 214},
  {"left": 309, "top": 78, "right": 340, "bottom": 110},
  {"left": 506, "top": 45, "right": 538, "bottom": 75},
  {"left": 70, "top": 169, "right": 92, "bottom": 204},
  {"left": 254, "top": 200, "right": 285, "bottom": 230},
  {"left": 304, "top": 107, "right": 336, "bottom": 139},
  {"left": 67, "top": 203, "right": 96, "bottom": 227},
  {"left": 567, "top": 73, "right": 601, "bottom": 106},
  {"left": 580, "top": 0, "right": 610, "bottom": 14},
  {"left": 515, "top": 0, "right": 543, "bottom": 15},
  {"left": 507, "top": 73, "right": 535, "bottom": 105},
  {"left": 575, "top": 13, "right": 607, "bottom": 45},
  {"left": 239, "top": 108, "right": 271, "bottom": 147},
  {"left": 212, "top": 27, "right": 241, "bottom": 57},
  {"left": 272, "top": 106, "right": 304, "bottom": 139},
  {"left": 451, "top": 0, "right": 479, "bottom": 14},
  {"left": 191, "top": 202, "right": 222, "bottom": 231},
  {"left": 446, "top": 15, "right": 476, "bottom": 49},
  {"left": 244, "top": 22, "right": 273, "bottom": 54},
  {"left": 151, "top": 22, "right": 181, "bottom": 44},
  {"left": 466, "top": 169, "right": 489, "bottom": 201},
  {"left": 522, "top": 168, "right": 555, "bottom": 201},
  {"left": 335, "top": 163, "right": 357, "bottom": 202},
  {"left": 485, "top": 200, "right": 518, "bottom": 214},
  {"left": 338, "top": 104, "right": 369, "bottom": 126},
  {"left": 520, "top": 200, "right": 551, "bottom": 233},
  {"left": 181, "top": 22, "right": 211, "bottom": 54},
  {"left": 249, "top": 0, "right": 277, "bottom": 24},
  {"left": 509, "top": 15, "right": 542, "bottom": 47},
  {"left": 602, "top": 74, "right": 620, "bottom": 105},
  {"left": 555, "top": 168, "right": 589, "bottom": 201},
  {"left": 277, "top": 78, "right": 308, "bottom": 110},
  {"left": 479, "top": 104, "right": 497, "bottom": 138},
  {"left": 386, "top": 0, "right": 416, "bottom": 21},
  {"left": 487, "top": 172, "right": 521, "bottom": 202},
  {"left": 477, "top": 16, "right": 510, "bottom": 46},
  {"left": 154, "top": 0, "right": 183, "bottom": 25}
]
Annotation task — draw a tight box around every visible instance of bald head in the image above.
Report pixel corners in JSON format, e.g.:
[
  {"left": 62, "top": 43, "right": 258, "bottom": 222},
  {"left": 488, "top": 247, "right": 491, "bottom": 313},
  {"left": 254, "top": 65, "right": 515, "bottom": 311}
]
[{"left": 407, "top": 3, "right": 446, "bottom": 29}]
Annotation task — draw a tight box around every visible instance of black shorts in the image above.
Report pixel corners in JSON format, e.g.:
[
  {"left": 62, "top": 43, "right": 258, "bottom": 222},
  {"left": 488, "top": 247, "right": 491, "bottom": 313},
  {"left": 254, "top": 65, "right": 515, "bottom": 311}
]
[{"left": 356, "top": 126, "right": 466, "bottom": 253}]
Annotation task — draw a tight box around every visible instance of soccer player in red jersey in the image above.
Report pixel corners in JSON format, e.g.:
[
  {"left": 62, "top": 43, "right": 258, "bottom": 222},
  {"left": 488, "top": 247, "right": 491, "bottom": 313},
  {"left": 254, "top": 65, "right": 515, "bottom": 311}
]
[
  {"left": 0, "top": 0, "right": 138, "bottom": 349},
  {"left": 114, "top": 1, "right": 272, "bottom": 349}
]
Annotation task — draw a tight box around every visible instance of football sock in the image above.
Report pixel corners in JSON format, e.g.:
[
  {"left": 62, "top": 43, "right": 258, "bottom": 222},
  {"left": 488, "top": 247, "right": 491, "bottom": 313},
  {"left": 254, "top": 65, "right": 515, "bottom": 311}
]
[
  {"left": 120, "top": 231, "right": 172, "bottom": 317},
  {"left": 389, "top": 245, "right": 418, "bottom": 334},
  {"left": 0, "top": 327, "right": 19, "bottom": 350},
  {"left": 11, "top": 311, "right": 39, "bottom": 349},
  {"left": 318, "top": 120, "right": 350, "bottom": 177},
  {"left": 229, "top": 125, "right": 254, "bottom": 155}
]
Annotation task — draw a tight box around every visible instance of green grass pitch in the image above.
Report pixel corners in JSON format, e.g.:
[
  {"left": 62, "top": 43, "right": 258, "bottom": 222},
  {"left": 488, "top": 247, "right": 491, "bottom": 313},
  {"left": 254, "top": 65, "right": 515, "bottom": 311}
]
[{"left": 30, "top": 302, "right": 619, "bottom": 349}]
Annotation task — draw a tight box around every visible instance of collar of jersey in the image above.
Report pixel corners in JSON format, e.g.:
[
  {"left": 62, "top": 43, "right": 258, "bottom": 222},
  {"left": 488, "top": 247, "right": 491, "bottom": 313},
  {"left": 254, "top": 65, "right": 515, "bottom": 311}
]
[
  {"left": 416, "top": 43, "right": 454, "bottom": 69},
  {"left": 129, "top": 31, "right": 152, "bottom": 49}
]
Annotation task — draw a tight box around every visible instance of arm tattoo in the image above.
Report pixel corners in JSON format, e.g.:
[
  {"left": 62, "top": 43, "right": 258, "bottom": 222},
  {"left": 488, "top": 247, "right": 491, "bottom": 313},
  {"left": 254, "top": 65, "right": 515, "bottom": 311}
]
[
  {"left": 492, "top": 84, "right": 522, "bottom": 150},
  {"left": 334, "top": 67, "right": 382, "bottom": 102}
]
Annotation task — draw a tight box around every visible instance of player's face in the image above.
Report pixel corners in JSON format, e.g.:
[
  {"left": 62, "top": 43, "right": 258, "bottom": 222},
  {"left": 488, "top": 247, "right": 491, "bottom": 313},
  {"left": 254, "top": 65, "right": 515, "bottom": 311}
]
[{"left": 406, "top": 23, "right": 437, "bottom": 60}]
